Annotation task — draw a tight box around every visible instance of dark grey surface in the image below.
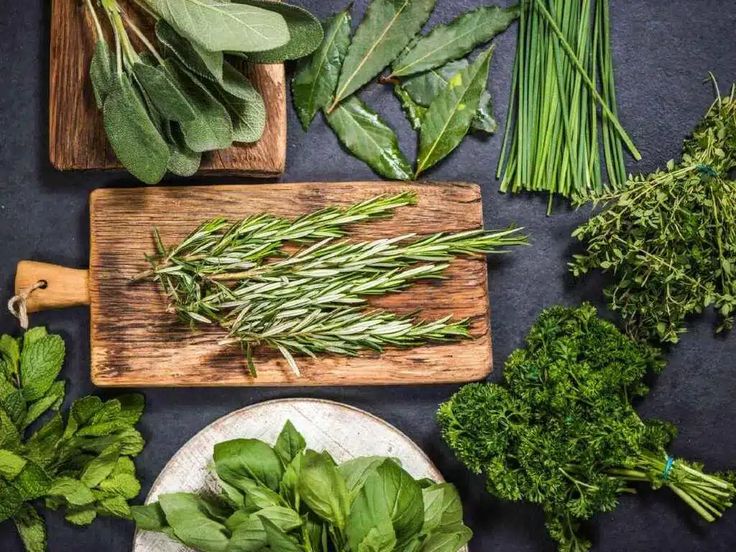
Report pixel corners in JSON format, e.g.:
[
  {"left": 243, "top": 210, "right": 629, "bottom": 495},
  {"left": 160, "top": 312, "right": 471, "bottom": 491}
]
[{"left": 1, "top": 0, "right": 736, "bottom": 550}]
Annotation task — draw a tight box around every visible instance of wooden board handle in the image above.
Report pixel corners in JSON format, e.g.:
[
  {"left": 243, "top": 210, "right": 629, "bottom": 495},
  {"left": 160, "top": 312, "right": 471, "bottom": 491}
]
[{"left": 15, "top": 261, "right": 90, "bottom": 313}]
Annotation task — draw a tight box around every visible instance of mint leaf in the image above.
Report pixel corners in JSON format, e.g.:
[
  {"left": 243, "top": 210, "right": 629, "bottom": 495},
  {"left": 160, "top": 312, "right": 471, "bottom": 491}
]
[
  {"left": 0, "top": 449, "right": 27, "bottom": 479},
  {"left": 19, "top": 334, "right": 65, "bottom": 402},
  {"left": 47, "top": 477, "right": 96, "bottom": 506},
  {"left": 21, "top": 381, "right": 65, "bottom": 431},
  {"left": 13, "top": 504, "right": 46, "bottom": 552},
  {"left": 80, "top": 445, "right": 120, "bottom": 488}
]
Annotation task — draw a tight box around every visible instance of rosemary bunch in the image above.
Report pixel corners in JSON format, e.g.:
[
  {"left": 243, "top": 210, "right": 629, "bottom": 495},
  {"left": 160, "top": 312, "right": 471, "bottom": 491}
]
[{"left": 139, "top": 193, "right": 527, "bottom": 375}]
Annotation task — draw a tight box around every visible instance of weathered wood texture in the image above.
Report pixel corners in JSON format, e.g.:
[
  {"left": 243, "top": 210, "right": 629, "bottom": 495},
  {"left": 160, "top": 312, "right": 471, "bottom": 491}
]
[
  {"left": 15, "top": 261, "right": 90, "bottom": 312},
  {"left": 49, "top": 0, "right": 286, "bottom": 176},
  {"left": 87, "top": 181, "right": 491, "bottom": 386}
]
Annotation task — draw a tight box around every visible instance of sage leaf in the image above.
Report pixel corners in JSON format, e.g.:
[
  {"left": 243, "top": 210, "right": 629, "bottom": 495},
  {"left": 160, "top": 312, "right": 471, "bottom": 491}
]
[
  {"left": 401, "top": 58, "right": 496, "bottom": 133},
  {"left": 236, "top": 0, "right": 324, "bottom": 63},
  {"left": 103, "top": 75, "right": 170, "bottom": 184},
  {"left": 415, "top": 46, "right": 494, "bottom": 176},
  {"left": 146, "top": 0, "right": 290, "bottom": 53},
  {"left": 219, "top": 62, "right": 260, "bottom": 101},
  {"left": 391, "top": 4, "right": 518, "bottom": 77},
  {"left": 155, "top": 20, "right": 223, "bottom": 82},
  {"left": 164, "top": 60, "right": 234, "bottom": 153},
  {"left": 12, "top": 504, "right": 46, "bottom": 552},
  {"left": 292, "top": 7, "right": 352, "bottom": 130},
  {"left": 331, "top": 0, "right": 436, "bottom": 109},
  {"left": 325, "top": 96, "right": 412, "bottom": 180},
  {"left": 132, "top": 62, "right": 197, "bottom": 122},
  {"left": 90, "top": 40, "right": 114, "bottom": 109},
  {"left": 210, "top": 84, "right": 266, "bottom": 143},
  {"left": 166, "top": 123, "right": 202, "bottom": 176}
]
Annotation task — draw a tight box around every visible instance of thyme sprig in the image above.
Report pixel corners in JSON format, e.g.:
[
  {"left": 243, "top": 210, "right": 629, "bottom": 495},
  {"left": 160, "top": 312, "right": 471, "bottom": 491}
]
[{"left": 138, "top": 192, "right": 527, "bottom": 375}]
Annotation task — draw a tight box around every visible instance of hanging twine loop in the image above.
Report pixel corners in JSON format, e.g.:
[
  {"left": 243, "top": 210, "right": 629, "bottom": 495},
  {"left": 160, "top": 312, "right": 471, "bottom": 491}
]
[{"left": 8, "top": 280, "right": 47, "bottom": 330}]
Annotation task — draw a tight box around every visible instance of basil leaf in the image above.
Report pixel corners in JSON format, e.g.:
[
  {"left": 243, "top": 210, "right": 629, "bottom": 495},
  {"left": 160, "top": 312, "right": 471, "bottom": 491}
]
[
  {"left": 156, "top": 20, "right": 223, "bottom": 81},
  {"left": 332, "top": 0, "right": 436, "bottom": 107},
  {"left": 214, "top": 438, "right": 283, "bottom": 492},
  {"left": 358, "top": 524, "right": 397, "bottom": 552},
  {"left": 227, "top": 514, "right": 268, "bottom": 551},
  {"left": 273, "top": 421, "right": 306, "bottom": 467},
  {"left": 418, "top": 526, "right": 473, "bottom": 552},
  {"left": 325, "top": 96, "right": 412, "bottom": 180},
  {"left": 12, "top": 504, "right": 46, "bottom": 552},
  {"left": 415, "top": 46, "right": 494, "bottom": 176},
  {"left": 297, "top": 450, "right": 350, "bottom": 529},
  {"left": 103, "top": 75, "right": 170, "bottom": 184},
  {"left": 19, "top": 334, "right": 65, "bottom": 403},
  {"left": 260, "top": 516, "right": 301, "bottom": 552},
  {"left": 158, "top": 493, "right": 230, "bottom": 552},
  {"left": 164, "top": 60, "right": 234, "bottom": 153},
  {"left": 147, "top": 0, "right": 290, "bottom": 53},
  {"left": 391, "top": 4, "right": 518, "bottom": 77},
  {"left": 337, "top": 456, "right": 383, "bottom": 500},
  {"left": 236, "top": 0, "right": 324, "bottom": 63},
  {"left": 420, "top": 482, "right": 464, "bottom": 533},
  {"left": 90, "top": 40, "right": 114, "bottom": 109},
  {"left": 401, "top": 58, "right": 495, "bottom": 134},
  {"left": 132, "top": 62, "right": 197, "bottom": 122},
  {"left": 292, "top": 7, "right": 352, "bottom": 130}
]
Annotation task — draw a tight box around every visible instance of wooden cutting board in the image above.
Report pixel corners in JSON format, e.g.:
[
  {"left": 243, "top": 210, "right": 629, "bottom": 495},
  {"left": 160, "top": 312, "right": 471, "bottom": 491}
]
[
  {"left": 15, "top": 181, "right": 493, "bottom": 387},
  {"left": 49, "top": 0, "right": 286, "bottom": 176}
]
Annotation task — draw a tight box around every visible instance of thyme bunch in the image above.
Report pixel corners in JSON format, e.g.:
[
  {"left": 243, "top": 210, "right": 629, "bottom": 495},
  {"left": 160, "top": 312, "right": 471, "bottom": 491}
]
[
  {"left": 571, "top": 82, "right": 736, "bottom": 343},
  {"left": 138, "top": 192, "right": 527, "bottom": 375}
]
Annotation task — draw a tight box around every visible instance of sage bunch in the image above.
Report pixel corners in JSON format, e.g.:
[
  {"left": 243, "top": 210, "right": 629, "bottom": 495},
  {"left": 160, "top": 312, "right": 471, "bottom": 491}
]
[
  {"left": 292, "top": 1, "right": 518, "bottom": 180},
  {"left": 571, "top": 81, "right": 736, "bottom": 343},
  {"left": 84, "top": 0, "right": 323, "bottom": 184},
  {"left": 138, "top": 192, "right": 527, "bottom": 375}
]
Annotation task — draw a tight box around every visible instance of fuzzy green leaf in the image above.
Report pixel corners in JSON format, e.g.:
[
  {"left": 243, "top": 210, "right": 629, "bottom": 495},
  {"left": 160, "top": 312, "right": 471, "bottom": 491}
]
[
  {"left": 146, "top": 0, "right": 290, "bottom": 53},
  {"left": 90, "top": 40, "right": 114, "bottom": 109},
  {"left": 155, "top": 20, "right": 223, "bottom": 81},
  {"left": 331, "top": 0, "right": 436, "bottom": 108},
  {"left": 237, "top": 0, "right": 324, "bottom": 62},
  {"left": 166, "top": 123, "right": 203, "bottom": 176},
  {"left": 391, "top": 4, "right": 517, "bottom": 77},
  {"left": 415, "top": 46, "right": 493, "bottom": 176},
  {"left": 292, "top": 7, "right": 352, "bottom": 130},
  {"left": 325, "top": 96, "right": 412, "bottom": 180},
  {"left": 132, "top": 62, "right": 197, "bottom": 122}
]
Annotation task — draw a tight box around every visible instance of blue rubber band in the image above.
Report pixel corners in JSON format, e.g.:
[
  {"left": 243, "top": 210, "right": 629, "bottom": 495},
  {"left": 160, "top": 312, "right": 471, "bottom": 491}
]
[
  {"left": 696, "top": 163, "right": 718, "bottom": 177},
  {"left": 662, "top": 455, "right": 675, "bottom": 480}
]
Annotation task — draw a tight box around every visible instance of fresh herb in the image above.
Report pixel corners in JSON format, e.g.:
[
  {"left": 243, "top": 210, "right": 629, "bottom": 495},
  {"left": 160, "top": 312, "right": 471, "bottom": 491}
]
[
  {"left": 133, "top": 420, "right": 472, "bottom": 552},
  {"left": 571, "top": 82, "right": 736, "bottom": 343},
  {"left": 0, "top": 327, "right": 145, "bottom": 552},
  {"left": 438, "top": 304, "right": 736, "bottom": 552},
  {"left": 293, "top": 1, "right": 517, "bottom": 179},
  {"left": 497, "top": 0, "right": 640, "bottom": 207},
  {"left": 136, "top": 192, "right": 527, "bottom": 376},
  {"left": 83, "top": 0, "right": 323, "bottom": 184}
]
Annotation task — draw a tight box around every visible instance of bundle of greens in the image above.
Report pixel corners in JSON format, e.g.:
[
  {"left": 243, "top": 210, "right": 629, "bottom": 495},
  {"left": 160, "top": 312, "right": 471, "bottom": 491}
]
[
  {"left": 133, "top": 420, "right": 472, "bottom": 552},
  {"left": 571, "top": 82, "right": 736, "bottom": 343},
  {"left": 438, "top": 304, "right": 735, "bottom": 551},
  {"left": 292, "top": 1, "right": 518, "bottom": 180},
  {"left": 83, "top": 0, "right": 322, "bottom": 184},
  {"left": 497, "top": 0, "right": 640, "bottom": 207},
  {"left": 0, "top": 327, "right": 145, "bottom": 552},
  {"left": 137, "top": 191, "right": 526, "bottom": 376}
]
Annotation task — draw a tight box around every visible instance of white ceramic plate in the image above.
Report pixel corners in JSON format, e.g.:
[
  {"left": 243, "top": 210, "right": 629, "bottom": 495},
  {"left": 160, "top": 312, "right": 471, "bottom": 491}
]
[{"left": 133, "top": 398, "right": 469, "bottom": 552}]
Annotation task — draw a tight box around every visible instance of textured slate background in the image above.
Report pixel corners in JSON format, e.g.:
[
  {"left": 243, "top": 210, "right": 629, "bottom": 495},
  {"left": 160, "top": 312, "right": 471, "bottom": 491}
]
[{"left": 1, "top": 0, "right": 735, "bottom": 550}]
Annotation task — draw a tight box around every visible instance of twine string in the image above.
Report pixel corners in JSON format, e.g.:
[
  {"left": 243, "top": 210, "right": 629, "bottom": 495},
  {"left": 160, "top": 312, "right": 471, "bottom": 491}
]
[
  {"left": 8, "top": 280, "right": 47, "bottom": 330},
  {"left": 662, "top": 455, "right": 676, "bottom": 481}
]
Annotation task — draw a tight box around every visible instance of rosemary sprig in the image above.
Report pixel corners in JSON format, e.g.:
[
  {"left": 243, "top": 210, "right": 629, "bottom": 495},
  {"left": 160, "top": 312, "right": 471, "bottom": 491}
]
[{"left": 139, "top": 193, "right": 527, "bottom": 375}]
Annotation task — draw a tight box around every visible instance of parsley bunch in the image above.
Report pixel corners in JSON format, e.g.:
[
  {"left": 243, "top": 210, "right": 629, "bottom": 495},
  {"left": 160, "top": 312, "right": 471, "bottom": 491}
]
[
  {"left": 0, "top": 327, "right": 145, "bottom": 552},
  {"left": 571, "top": 82, "right": 736, "bottom": 342},
  {"left": 438, "top": 304, "right": 735, "bottom": 551}
]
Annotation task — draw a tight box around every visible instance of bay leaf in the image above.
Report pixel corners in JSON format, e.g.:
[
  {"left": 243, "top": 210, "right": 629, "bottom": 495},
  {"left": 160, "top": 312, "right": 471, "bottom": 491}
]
[
  {"left": 415, "top": 46, "right": 493, "bottom": 176},
  {"left": 391, "top": 4, "right": 518, "bottom": 77},
  {"left": 164, "top": 59, "right": 234, "bottom": 153},
  {"left": 132, "top": 62, "right": 197, "bottom": 122},
  {"left": 393, "top": 84, "right": 426, "bottom": 130},
  {"left": 401, "top": 58, "right": 496, "bottom": 134},
  {"left": 236, "top": 0, "right": 324, "bottom": 63},
  {"left": 146, "top": 0, "right": 290, "bottom": 53},
  {"left": 155, "top": 20, "right": 223, "bottom": 82},
  {"left": 325, "top": 96, "right": 412, "bottom": 180},
  {"left": 292, "top": 7, "right": 352, "bottom": 130},
  {"left": 90, "top": 40, "right": 114, "bottom": 109},
  {"left": 103, "top": 75, "right": 170, "bottom": 185},
  {"left": 330, "top": 0, "right": 436, "bottom": 109}
]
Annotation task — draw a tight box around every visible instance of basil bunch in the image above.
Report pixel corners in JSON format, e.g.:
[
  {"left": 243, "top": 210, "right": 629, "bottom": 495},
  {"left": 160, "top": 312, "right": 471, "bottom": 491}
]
[
  {"left": 84, "top": 0, "right": 323, "bottom": 184},
  {"left": 133, "top": 421, "right": 472, "bottom": 552},
  {"left": 293, "top": 1, "right": 518, "bottom": 180},
  {"left": 0, "top": 327, "right": 145, "bottom": 552}
]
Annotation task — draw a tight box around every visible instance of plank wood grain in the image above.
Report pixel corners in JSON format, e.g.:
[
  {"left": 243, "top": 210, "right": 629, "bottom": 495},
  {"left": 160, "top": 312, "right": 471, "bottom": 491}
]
[
  {"left": 89, "top": 181, "right": 492, "bottom": 386},
  {"left": 49, "top": 0, "right": 286, "bottom": 176}
]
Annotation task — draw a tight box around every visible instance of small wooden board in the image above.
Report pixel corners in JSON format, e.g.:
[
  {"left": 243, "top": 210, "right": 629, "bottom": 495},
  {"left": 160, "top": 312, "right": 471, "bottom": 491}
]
[{"left": 49, "top": 0, "right": 286, "bottom": 176}]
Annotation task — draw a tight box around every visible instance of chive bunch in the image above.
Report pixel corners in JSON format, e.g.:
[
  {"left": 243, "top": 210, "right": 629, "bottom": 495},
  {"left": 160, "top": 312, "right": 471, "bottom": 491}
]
[{"left": 498, "top": 0, "right": 641, "bottom": 207}]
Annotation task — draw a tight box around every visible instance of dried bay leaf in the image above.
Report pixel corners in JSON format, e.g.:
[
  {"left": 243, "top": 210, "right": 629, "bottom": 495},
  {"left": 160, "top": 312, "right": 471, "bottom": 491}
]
[
  {"left": 292, "top": 7, "right": 352, "bottom": 130},
  {"left": 155, "top": 20, "right": 223, "bottom": 82},
  {"left": 237, "top": 0, "right": 324, "bottom": 63},
  {"left": 132, "top": 62, "right": 197, "bottom": 123},
  {"left": 326, "top": 96, "right": 412, "bottom": 180},
  {"left": 331, "top": 0, "right": 436, "bottom": 109},
  {"left": 102, "top": 76, "right": 170, "bottom": 185},
  {"left": 146, "top": 0, "right": 290, "bottom": 53},
  {"left": 90, "top": 41, "right": 114, "bottom": 109},
  {"left": 391, "top": 4, "right": 518, "bottom": 77},
  {"left": 416, "top": 46, "right": 494, "bottom": 176}
]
